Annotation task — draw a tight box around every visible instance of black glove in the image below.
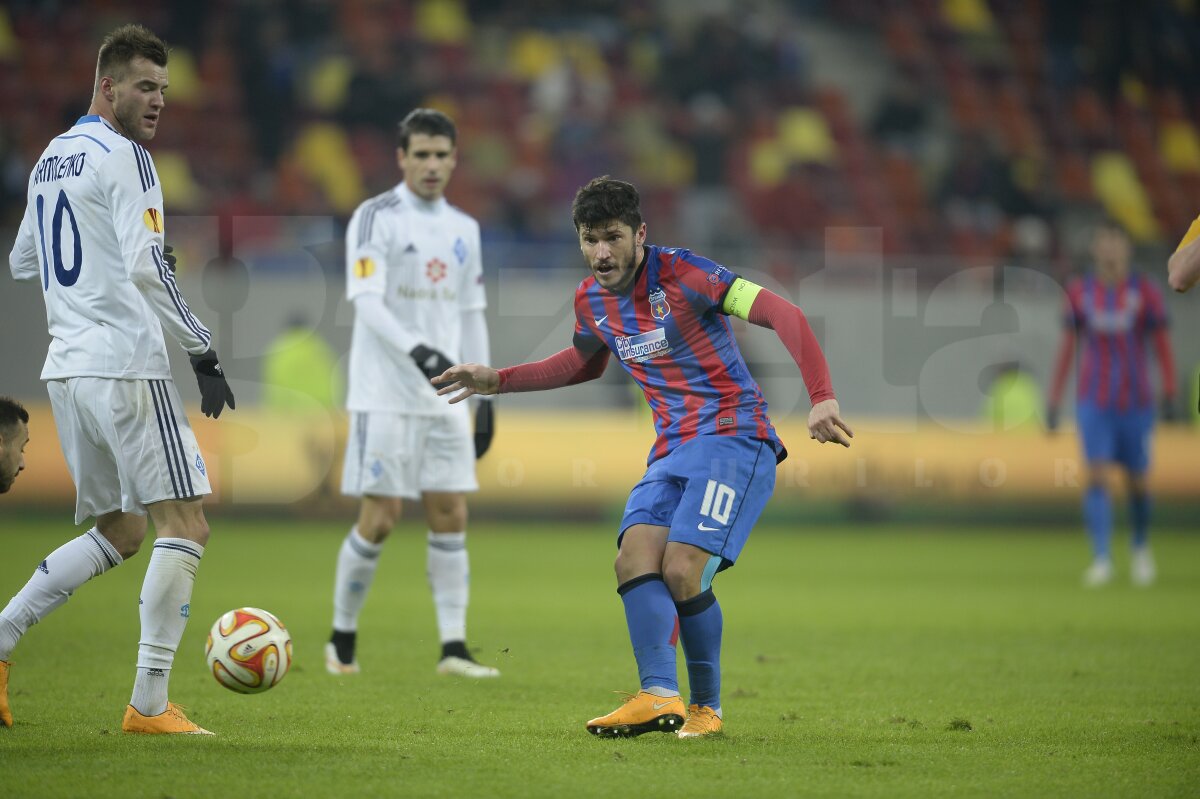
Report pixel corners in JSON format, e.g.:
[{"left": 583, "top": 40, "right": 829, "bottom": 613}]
[
  {"left": 1160, "top": 396, "right": 1177, "bottom": 423},
  {"left": 189, "top": 349, "right": 236, "bottom": 418},
  {"left": 410, "top": 344, "right": 454, "bottom": 385},
  {"left": 163, "top": 244, "right": 177, "bottom": 273},
  {"left": 1045, "top": 405, "right": 1059, "bottom": 433},
  {"left": 474, "top": 400, "right": 495, "bottom": 459}
]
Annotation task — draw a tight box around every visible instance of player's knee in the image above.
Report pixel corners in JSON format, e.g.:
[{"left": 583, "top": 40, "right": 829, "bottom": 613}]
[
  {"left": 359, "top": 514, "right": 395, "bottom": 542},
  {"left": 97, "top": 513, "right": 148, "bottom": 559},
  {"left": 354, "top": 502, "right": 394, "bottom": 540},
  {"left": 169, "top": 503, "right": 211, "bottom": 544},
  {"left": 662, "top": 562, "right": 701, "bottom": 601},
  {"left": 360, "top": 521, "right": 392, "bottom": 543},
  {"left": 184, "top": 517, "right": 211, "bottom": 547},
  {"left": 110, "top": 534, "right": 146, "bottom": 560},
  {"left": 423, "top": 494, "right": 467, "bottom": 532},
  {"left": 614, "top": 548, "right": 657, "bottom": 584},
  {"left": 429, "top": 508, "right": 467, "bottom": 532}
]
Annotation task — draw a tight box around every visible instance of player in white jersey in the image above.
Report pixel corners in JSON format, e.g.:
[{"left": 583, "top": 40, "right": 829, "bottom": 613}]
[
  {"left": 326, "top": 109, "right": 500, "bottom": 679},
  {"left": 0, "top": 25, "right": 234, "bottom": 734}
]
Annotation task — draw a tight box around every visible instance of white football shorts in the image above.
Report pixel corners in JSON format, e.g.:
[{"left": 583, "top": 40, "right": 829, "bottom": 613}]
[
  {"left": 341, "top": 408, "right": 478, "bottom": 499},
  {"left": 47, "top": 377, "right": 212, "bottom": 524}
]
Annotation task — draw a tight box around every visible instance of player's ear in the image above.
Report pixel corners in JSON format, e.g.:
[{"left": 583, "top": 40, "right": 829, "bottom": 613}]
[{"left": 635, "top": 223, "right": 647, "bottom": 246}]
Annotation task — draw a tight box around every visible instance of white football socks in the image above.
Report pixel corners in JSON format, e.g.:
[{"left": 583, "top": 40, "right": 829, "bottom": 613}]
[
  {"left": 0, "top": 529, "right": 122, "bottom": 661},
  {"left": 427, "top": 531, "right": 469, "bottom": 644},
  {"left": 130, "top": 538, "right": 203, "bottom": 717},
  {"left": 332, "top": 526, "right": 383, "bottom": 632}
]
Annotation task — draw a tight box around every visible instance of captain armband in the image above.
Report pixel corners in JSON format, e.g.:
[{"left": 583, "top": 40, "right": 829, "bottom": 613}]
[{"left": 721, "top": 278, "right": 763, "bottom": 320}]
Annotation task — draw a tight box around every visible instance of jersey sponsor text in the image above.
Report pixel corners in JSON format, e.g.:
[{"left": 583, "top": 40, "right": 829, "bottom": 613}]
[{"left": 615, "top": 327, "right": 671, "bottom": 363}]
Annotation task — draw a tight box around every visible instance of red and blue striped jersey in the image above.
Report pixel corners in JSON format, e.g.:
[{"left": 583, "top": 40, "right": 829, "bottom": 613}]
[
  {"left": 1062, "top": 273, "right": 1169, "bottom": 410},
  {"left": 573, "top": 245, "right": 784, "bottom": 465}
]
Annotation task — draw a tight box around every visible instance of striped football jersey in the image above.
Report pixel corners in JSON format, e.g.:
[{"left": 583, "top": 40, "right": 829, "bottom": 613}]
[
  {"left": 573, "top": 245, "right": 784, "bottom": 464},
  {"left": 1062, "top": 273, "right": 1169, "bottom": 410}
]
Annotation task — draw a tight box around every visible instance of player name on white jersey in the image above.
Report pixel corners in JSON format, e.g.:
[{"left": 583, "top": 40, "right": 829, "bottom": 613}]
[{"left": 33, "top": 152, "right": 88, "bottom": 184}]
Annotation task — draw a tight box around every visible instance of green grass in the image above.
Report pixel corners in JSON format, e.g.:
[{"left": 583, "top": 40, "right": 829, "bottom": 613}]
[{"left": 0, "top": 518, "right": 1198, "bottom": 798}]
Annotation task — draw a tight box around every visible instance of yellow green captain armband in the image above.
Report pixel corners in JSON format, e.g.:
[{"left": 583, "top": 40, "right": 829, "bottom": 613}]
[{"left": 722, "top": 277, "right": 763, "bottom": 320}]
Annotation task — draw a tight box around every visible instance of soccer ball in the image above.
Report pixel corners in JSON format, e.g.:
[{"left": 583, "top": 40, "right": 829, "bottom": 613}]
[{"left": 205, "top": 607, "right": 292, "bottom": 694}]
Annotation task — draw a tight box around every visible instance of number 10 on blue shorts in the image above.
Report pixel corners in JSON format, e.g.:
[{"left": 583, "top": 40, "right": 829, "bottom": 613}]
[{"left": 619, "top": 436, "right": 778, "bottom": 572}]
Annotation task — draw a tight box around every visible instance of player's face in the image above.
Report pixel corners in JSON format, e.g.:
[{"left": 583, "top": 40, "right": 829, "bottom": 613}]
[
  {"left": 579, "top": 220, "right": 646, "bottom": 294},
  {"left": 1092, "top": 227, "right": 1131, "bottom": 282},
  {"left": 0, "top": 421, "right": 29, "bottom": 495},
  {"left": 399, "top": 133, "right": 457, "bottom": 201},
  {"left": 109, "top": 57, "right": 168, "bottom": 142}
]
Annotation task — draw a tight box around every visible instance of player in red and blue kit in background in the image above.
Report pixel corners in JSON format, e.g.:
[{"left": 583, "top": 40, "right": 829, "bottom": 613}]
[
  {"left": 434, "top": 176, "right": 851, "bottom": 738},
  {"left": 1047, "top": 221, "right": 1176, "bottom": 588}
]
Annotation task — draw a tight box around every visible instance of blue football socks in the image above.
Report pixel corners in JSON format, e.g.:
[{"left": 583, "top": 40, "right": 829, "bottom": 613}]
[
  {"left": 676, "top": 589, "right": 722, "bottom": 714},
  {"left": 1083, "top": 484, "right": 1112, "bottom": 560},
  {"left": 1130, "top": 490, "right": 1150, "bottom": 550},
  {"left": 617, "top": 574, "right": 679, "bottom": 695}
]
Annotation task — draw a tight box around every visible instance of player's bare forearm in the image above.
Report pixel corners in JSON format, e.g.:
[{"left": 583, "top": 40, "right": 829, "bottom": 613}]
[
  {"left": 1167, "top": 237, "right": 1200, "bottom": 293},
  {"left": 809, "top": 398, "right": 853, "bottom": 447},
  {"left": 434, "top": 363, "right": 499, "bottom": 404}
]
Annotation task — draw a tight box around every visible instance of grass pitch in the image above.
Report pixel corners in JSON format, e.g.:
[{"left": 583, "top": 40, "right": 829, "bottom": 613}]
[{"left": 0, "top": 516, "right": 1197, "bottom": 798}]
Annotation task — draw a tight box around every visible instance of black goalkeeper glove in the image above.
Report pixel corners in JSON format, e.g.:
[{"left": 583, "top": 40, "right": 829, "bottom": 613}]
[
  {"left": 163, "top": 244, "right": 177, "bottom": 273},
  {"left": 1045, "top": 405, "right": 1059, "bottom": 433},
  {"left": 410, "top": 344, "right": 454, "bottom": 386},
  {"left": 474, "top": 400, "right": 495, "bottom": 459},
  {"left": 189, "top": 349, "right": 236, "bottom": 418}
]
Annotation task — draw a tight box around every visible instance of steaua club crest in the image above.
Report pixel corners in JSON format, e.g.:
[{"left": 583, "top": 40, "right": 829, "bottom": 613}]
[
  {"left": 426, "top": 258, "right": 448, "bottom": 284},
  {"left": 649, "top": 287, "right": 671, "bottom": 321}
]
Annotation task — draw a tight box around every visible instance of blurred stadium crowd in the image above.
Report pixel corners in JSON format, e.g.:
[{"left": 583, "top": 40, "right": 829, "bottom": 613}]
[{"left": 1, "top": 0, "right": 1198, "bottom": 280}]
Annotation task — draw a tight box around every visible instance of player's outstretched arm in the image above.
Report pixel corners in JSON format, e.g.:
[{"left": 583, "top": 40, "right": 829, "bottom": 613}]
[
  {"left": 435, "top": 364, "right": 500, "bottom": 404},
  {"left": 808, "top": 398, "right": 853, "bottom": 447},
  {"left": 436, "top": 346, "right": 609, "bottom": 406},
  {"left": 726, "top": 278, "right": 850, "bottom": 446}
]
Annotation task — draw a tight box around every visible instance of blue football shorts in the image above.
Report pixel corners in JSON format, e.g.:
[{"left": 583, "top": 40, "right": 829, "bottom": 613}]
[
  {"left": 1076, "top": 401, "right": 1154, "bottom": 474},
  {"left": 619, "top": 435, "right": 777, "bottom": 572}
]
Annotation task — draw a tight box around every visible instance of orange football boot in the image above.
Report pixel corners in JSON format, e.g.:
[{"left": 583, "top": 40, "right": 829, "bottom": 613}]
[
  {"left": 0, "top": 660, "right": 12, "bottom": 727},
  {"left": 586, "top": 691, "right": 685, "bottom": 737},
  {"left": 677, "top": 704, "right": 723, "bottom": 738},
  {"left": 122, "top": 702, "right": 213, "bottom": 735}
]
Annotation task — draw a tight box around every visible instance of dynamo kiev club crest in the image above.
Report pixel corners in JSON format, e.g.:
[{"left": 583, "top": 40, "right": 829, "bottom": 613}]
[{"left": 649, "top": 287, "right": 671, "bottom": 321}]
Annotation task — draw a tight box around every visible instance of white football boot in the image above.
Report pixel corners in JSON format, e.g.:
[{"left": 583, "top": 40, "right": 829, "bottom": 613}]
[
  {"left": 1131, "top": 548, "right": 1157, "bottom": 587},
  {"left": 436, "top": 656, "right": 500, "bottom": 678},
  {"left": 324, "top": 642, "right": 360, "bottom": 675},
  {"left": 1083, "top": 558, "right": 1114, "bottom": 587}
]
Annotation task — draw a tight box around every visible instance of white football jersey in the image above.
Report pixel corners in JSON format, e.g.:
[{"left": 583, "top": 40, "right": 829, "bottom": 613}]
[
  {"left": 8, "top": 115, "right": 211, "bottom": 380},
  {"left": 345, "top": 181, "right": 486, "bottom": 414}
]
